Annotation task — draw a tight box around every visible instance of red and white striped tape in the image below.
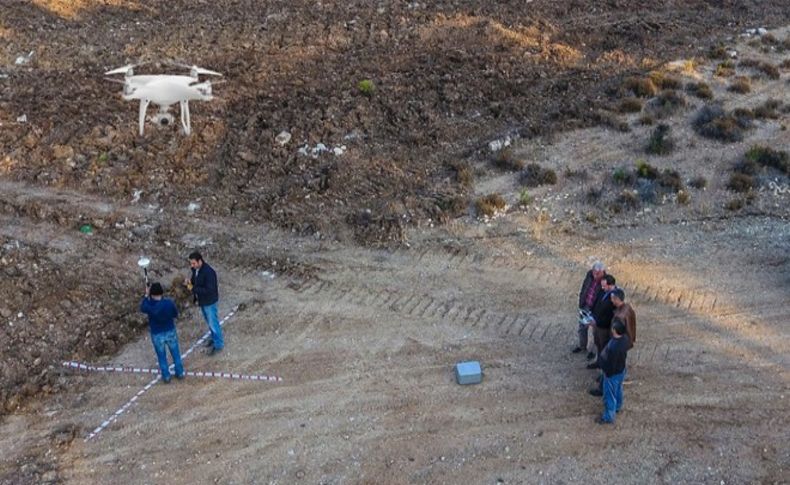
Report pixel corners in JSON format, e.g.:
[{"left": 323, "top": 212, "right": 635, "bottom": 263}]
[
  {"left": 84, "top": 306, "right": 241, "bottom": 441},
  {"left": 63, "top": 361, "right": 283, "bottom": 382}
]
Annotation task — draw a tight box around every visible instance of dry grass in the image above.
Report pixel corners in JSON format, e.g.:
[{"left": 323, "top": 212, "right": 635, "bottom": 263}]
[
  {"left": 520, "top": 163, "right": 558, "bottom": 187},
  {"left": 727, "top": 173, "right": 755, "bottom": 192},
  {"left": 617, "top": 97, "right": 643, "bottom": 113},
  {"left": 623, "top": 76, "right": 658, "bottom": 97},
  {"left": 492, "top": 148, "right": 526, "bottom": 171},
  {"left": 646, "top": 124, "right": 674, "bottom": 155},
  {"left": 693, "top": 105, "right": 752, "bottom": 142},
  {"left": 686, "top": 81, "right": 713, "bottom": 100},
  {"left": 714, "top": 60, "right": 736, "bottom": 77},
  {"left": 474, "top": 193, "right": 506, "bottom": 217},
  {"left": 745, "top": 145, "right": 790, "bottom": 174},
  {"left": 647, "top": 90, "right": 687, "bottom": 118},
  {"left": 728, "top": 76, "right": 751, "bottom": 94}
]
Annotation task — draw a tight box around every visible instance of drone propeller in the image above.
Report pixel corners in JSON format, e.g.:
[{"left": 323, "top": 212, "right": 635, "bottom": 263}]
[
  {"left": 168, "top": 61, "right": 223, "bottom": 77},
  {"left": 104, "top": 62, "right": 148, "bottom": 76}
]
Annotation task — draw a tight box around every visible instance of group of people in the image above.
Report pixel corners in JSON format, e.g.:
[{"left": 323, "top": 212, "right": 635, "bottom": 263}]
[
  {"left": 574, "top": 261, "right": 637, "bottom": 424},
  {"left": 139, "top": 251, "right": 224, "bottom": 383}
]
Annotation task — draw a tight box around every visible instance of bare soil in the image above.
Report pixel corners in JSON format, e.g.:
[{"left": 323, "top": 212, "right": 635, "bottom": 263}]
[{"left": 0, "top": 2, "right": 789, "bottom": 484}]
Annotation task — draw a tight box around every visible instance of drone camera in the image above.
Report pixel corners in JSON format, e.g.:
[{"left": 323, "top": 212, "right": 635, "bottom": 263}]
[{"left": 152, "top": 112, "right": 175, "bottom": 128}]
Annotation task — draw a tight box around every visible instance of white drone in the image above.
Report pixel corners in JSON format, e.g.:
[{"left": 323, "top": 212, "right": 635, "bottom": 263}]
[{"left": 105, "top": 62, "right": 222, "bottom": 136}]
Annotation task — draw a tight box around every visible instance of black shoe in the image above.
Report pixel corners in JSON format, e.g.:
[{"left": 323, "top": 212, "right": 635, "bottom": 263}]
[
  {"left": 586, "top": 351, "right": 595, "bottom": 360},
  {"left": 162, "top": 377, "right": 171, "bottom": 384},
  {"left": 175, "top": 374, "right": 184, "bottom": 380},
  {"left": 208, "top": 347, "right": 223, "bottom": 356},
  {"left": 571, "top": 346, "right": 583, "bottom": 354},
  {"left": 589, "top": 388, "right": 603, "bottom": 397},
  {"left": 586, "top": 362, "right": 599, "bottom": 369},
  {"left": 596, "top": 417, "right": 612, "bottom": 425},
  {"left": 203, "top": 339, "right": 214, "bottom": 348}
]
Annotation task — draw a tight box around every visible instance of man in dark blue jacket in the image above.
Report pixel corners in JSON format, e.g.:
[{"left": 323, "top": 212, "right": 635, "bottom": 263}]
[
  {"left": 597, "top": 319, "right": 630, "bottom": 424},
  {"left": 186, "top": 251, "right": 224, "bottom": 355},
  {"left": 140, "top": 282, "right": 184, "bottom": 383}
]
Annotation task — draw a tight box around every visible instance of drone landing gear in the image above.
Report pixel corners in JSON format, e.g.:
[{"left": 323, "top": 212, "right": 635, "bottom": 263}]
[
  {"left": 179, "top": 101, "right": 191, "bottom": 136},
  {"left": 138, "top": 99, "right": 150, "bottom": 136}
]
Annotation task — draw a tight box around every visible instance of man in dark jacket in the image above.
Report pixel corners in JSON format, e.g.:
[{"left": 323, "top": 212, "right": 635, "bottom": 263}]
[
  {"left": 611, "top": 288, "right": 636, "bottom": 350},
  {"left": 586, "top": 274, "right": 618, "bottom": 370},
  {"left": 597, "top": 319, "right": 630, "bottom": 424},
  {"left": 186, "top": 251, "right": 224, "bottom": 355},
  {"left": 140, "top": 282, "right": 184, "bottom": 383},
  {"left": 573, "top": 261, "right": 606, "bottom": 358}
]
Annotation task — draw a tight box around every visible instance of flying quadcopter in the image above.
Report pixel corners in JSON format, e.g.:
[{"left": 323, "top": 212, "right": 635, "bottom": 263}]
[{"left": 104, "top": 62, "right": 222, "bottom": 136}]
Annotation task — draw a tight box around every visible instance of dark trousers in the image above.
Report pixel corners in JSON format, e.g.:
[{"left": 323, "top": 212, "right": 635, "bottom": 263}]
[
  {"left": 578, "top": 323, "right": 589, "bottom": 349},
  {"left": 593, "top": 326, "right": 611, "bottom": 354}
]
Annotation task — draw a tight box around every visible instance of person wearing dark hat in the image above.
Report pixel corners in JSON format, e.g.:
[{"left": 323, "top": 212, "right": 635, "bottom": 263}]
[
  {"left": 185, "top": 251, "right": 223, "bottom": 355},
  {"left": 596, "top": 319, "right": 630, "bottom": 424},
  {"left": 140, "top": 282, "right": 184, "bottom": 383}
]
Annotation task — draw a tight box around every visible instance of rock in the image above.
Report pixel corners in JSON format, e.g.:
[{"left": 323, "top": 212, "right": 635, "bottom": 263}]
[
  {"left": 52, "top": 145, "right": 74, "bottom": 159},
  {"left": 41, "top": 470, "right": 57, "bottom": 483},
  {"left": 0, "top": 307, "right": 10, "bottom": 318},
  {"left": 275, "top": 131, "right": 292, "bottom": 146}
]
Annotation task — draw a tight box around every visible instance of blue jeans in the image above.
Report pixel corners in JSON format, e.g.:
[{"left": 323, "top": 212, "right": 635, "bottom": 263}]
[
  {"left": 201, "top": 303, "right": 224, "bottom": 350},
  {"left": 151, "top": 329, "right": 183, "bottom": 380},
  {"left": 602, "top": 371, "right": 625, "bottom": 423}
]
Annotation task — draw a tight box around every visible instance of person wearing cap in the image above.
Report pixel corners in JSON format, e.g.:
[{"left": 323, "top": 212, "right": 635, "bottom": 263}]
[
  {"left": 573, "top": 261, "right": 606, "bottom": 359},
  {"left": 611, "top": 288, "right": 636, "bottom": 350},
  {"left": 185, "top": 251, "right": 223, "bottom": 355},
  {"left": 140, "top": 282, "right": 184, "bottom": 383},
  {"left": 596, "top": 319, "right": 631, "bottom": 424}
]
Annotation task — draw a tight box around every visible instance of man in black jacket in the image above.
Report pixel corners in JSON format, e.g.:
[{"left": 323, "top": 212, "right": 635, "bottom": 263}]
[
  {"left": 186, "top": 251, "right": 224, "bottom": 355},
  {"left": 586, "top": 274, "right": 618, "bottom": 369},
  {"left": 597, "top": 319, "right": 630, "bottom": 424}
]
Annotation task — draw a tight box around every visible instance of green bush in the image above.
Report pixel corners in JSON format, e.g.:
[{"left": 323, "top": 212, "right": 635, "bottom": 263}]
[
  {"left": 646, "top": 124, "right": 675, "bottom": 155},
  {"left": 357, "top": 79, "right": 375, "bottom": 96}
]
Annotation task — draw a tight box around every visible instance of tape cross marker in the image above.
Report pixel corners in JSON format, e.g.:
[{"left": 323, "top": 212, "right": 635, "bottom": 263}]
[
  {"left": 83, "top": 307, "right": 243, "bottom": 441},
  {"left": 63, "top": 361, "right": 283, "bottom": 382}
]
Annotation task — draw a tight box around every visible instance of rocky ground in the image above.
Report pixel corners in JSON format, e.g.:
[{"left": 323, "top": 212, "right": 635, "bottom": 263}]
[{"left": 0, "top": 1, "right": 789, "bottom": 484}]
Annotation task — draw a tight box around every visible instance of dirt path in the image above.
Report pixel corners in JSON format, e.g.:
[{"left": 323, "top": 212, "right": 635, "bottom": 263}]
[{"left": 0, "top": 203, "right": 781, "bottom": 483}]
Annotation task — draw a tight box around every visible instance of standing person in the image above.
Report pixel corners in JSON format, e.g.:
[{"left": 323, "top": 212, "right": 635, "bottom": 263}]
[
  {"left": 186, "top": 251, "right": 224, "bottom": 355},
  {"left": 573, "top": 261, "right": 606, "bottom": 359},
  {"left": 611, "top": 289, "right": 636, "bottom": 349},
  {"left": 587, "top": 274, "right": 618, "bottom": 370},
  {"left": 140, "top": 282, "right": 184, "bottom": 383},
  {"left": 597, "top": 320, "right": 631, "bottom": 424}
]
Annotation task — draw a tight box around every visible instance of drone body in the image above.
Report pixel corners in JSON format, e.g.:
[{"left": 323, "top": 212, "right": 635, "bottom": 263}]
[{"left": 105, "top": 63, "right": 222, "bottom": 136}]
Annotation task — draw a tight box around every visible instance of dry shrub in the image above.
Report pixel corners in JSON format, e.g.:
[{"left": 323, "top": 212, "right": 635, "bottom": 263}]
[
  {"left": 610, "top": 190, "right": 640, "bottom": 212},
  {"left": 689, "top": 176, "right": 708, "bottom": 189},
  {"left": 591, "top": 110, "right": 631, "bottom": 132},
  {"left": 449, "top": 161, "right": 473, "bottom": 188},
  {"left": 745, "top": 145, "right": 790, "bottom": 174},
  {"left": 646, "top": 124, "right": 674, "bottom": 155},
  {"left": 686, "top": 82, "right": 713, "bottom": 100},
  {"left": 520, "top": 163, "right": 557, "bottom": 187},
  {"left": 612, "top": 167, "right": 636, "bottom": 185},
  {"left": 725, "top": 198, "right": 745, "bottom": 211},
  {"left": 781, "top": 59, "right": 790, "bottom": 69},
  {"left": 740, "top": 58, "right": 781, "bottom": 79},
  {"left": 658, "top": 169, "right": 684, "bottom": 192},
  {"left": 647, "top": 90, "right": 687, "bottom": 118},
  {"left": 649, "top": 71, "right": 682, "bottom": 90},
  {"left": 635, "top": 160, "right": 659, "bottom": 179},
  {"left": 639, "top": 114, "right": 655, "bottom": 125},
  {"left": 492, "top": 148, "right": 525, "bottom": 171},
  {"left": 714, "top": 60, "right": 735, "bottom": 77},
  {"left": 474, "top": 193, "right": 506, "bottom": 217},
  {"left": 727, "top": 173, "right": 754, "bottom": 192},
  {"left": 436, "top": 194, "right": 468, "bottom": 219},
  {"left": 708, "top": 45, "right": 728, "bottom": 60},
  {"left": 753, "top": 99, "right": 782, "bottom": 119},
  {"left": 618, "top": 97, "right": 643, "bottom": 113},
  {"left": 623, "top": 76, "right": 658, "bottom": 97},
  {"left": 728, "top": 76, "right": 751, "bottom": 94},
  {"left": 693, "top": 105, "right": 752, "bottom": 142},
  {"left": 676, "top": 190, "right": 691, "bottom": 205}
]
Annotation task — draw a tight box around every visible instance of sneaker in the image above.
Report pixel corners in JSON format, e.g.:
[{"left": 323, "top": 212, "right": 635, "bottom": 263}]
[
  {"left": 162, "top": 377, "right": 171, "bottom": 384},
  {"left": 571, "top": 346, "right": 583, "bottom": 354},
  {"left": 203, "top": 339, "right": 214, "bottom": 348},
  {"left": 596, "top": 417, "right": 613, "bottom": 425},
  {"left": 175, "top": 374, "right": 184, "bottom": 380},
  {"left": 588, "top": 388, "right": 603, "bottom": 397},
  {"left": 586, "top": 351, "right": 595, "bottom": 360},
  {"left": 586, "top": 362, "right": 599, "bottom": 370},
  {"left": 208, "top": 347, "right": 223, "bottom": 356}
]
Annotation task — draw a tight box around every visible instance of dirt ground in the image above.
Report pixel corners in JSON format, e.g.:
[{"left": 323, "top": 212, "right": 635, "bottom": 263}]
[{"left": 1, "top": 1, "right": 789, "bottom": 484}]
